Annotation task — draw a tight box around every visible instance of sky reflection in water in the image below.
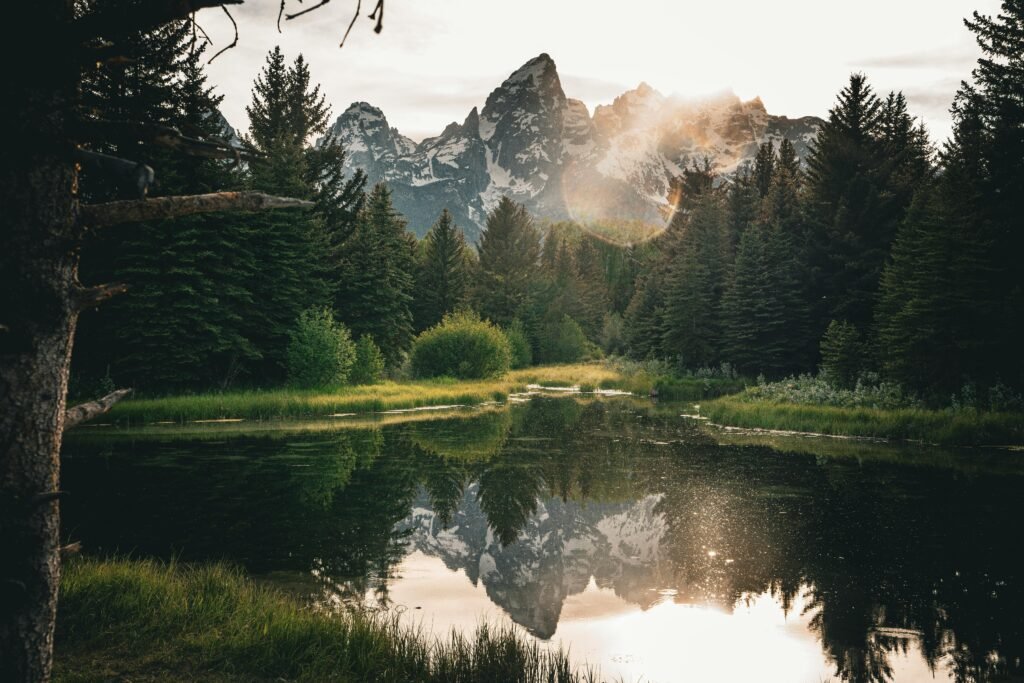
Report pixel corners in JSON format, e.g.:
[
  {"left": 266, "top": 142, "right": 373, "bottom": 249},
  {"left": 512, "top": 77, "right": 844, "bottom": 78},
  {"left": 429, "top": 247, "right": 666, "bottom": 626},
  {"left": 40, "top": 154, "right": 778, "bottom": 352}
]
[{"left": 61, "top": 398, "right": 1024, "bottom": 683}]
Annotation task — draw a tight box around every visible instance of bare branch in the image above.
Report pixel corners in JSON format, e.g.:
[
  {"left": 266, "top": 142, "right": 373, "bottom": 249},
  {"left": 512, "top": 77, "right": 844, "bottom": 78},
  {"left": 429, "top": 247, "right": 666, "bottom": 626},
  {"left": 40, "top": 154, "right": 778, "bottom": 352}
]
[
  {"left": 64, "top": 389, "right": 133, "bottom": 431},
  {"left": 339, "top": 0, "right": 361, "bottom": 47},
  {"left": 368, "top": 0, "right": 384, "bottom": 33},
  {"left": 208, "top": 5, "right": 239, "bottom": 64},
  {"left": 277, "top": 0, "right": 286, "bottom": 32},
  {"left": 287, "top": 0, "right": 331, "bottom": 22},
  {"left": 79, "top": 192, "right": 314, "bottom": 227},
  {"left": 71, "top": 283, "right": 128, "bottom": 311},
  {"left": 59, "top": 542, "right": 83, "bottom": 559},
  {"left": 74, "top": 0, "right": 243, "bottom": 43}
]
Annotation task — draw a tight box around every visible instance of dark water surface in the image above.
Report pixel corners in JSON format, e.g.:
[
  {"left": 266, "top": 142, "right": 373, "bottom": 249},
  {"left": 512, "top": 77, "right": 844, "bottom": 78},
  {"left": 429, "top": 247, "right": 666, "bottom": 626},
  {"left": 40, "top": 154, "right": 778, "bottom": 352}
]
[{"left": 61, "top": 398, "right": 1024, "bottom": 682}]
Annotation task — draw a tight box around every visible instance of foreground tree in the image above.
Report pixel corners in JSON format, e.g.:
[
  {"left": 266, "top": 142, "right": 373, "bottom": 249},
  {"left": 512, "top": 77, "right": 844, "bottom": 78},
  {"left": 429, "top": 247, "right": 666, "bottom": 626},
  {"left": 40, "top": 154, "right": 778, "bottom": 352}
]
[
  {"left": 473, "top": 197, "right": 541, "bottom": 327},
  {"left": 0, "top": 2, "right": 386, "bottom": 679},
  {"left": 413, "top": 209, "right": 472, "bottom": 331}
]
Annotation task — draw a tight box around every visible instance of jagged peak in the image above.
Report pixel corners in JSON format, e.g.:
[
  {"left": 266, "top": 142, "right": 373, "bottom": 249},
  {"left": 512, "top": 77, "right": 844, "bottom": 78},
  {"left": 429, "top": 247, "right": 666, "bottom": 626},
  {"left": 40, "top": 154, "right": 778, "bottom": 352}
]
[
  {"left": 506, "top": 53, "right": 558, "bottom": 87},
  {"left": 462, "top": 106, "right": 480, "bottom": 134},
  {"left": 341, "top": 101, "right": 387, "bottom": 122}
]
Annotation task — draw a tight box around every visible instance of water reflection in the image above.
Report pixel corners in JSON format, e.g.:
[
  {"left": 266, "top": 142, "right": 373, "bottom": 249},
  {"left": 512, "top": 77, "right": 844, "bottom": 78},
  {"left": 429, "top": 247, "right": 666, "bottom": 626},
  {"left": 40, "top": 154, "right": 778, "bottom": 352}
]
[{"left": 62, "top": 399, "right": 1024, "bottom": 683}]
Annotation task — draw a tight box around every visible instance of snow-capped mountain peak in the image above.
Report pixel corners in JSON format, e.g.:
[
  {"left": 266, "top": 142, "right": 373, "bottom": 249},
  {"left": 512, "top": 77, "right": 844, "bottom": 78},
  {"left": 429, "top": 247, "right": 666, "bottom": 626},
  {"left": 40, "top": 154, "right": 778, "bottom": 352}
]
[{"left": 320, "top": 53, "right": 823, "bottom": 238}]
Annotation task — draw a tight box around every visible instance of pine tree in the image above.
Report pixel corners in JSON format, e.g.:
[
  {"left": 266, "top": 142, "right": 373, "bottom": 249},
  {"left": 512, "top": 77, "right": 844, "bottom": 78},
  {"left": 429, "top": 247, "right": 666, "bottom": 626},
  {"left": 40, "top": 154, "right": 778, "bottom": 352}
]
[
  {"left": 573, "top": 237, "right": 610, "bottom": 339},
  {"left": 474, "top": 196, "right": 541, "bottom": 327},
  {"left": 336, "top": 184, "right": 416, "bottom": 367},
  {"left": 719, "top": 225, "right": 770, "bottom": 374},
  {"left": 957, "top": 1, "right": 1024, "bottom": 388},
  {"left": 414, "top": 209, "right": 472, "bottom": 331},
  {"left": 243, "top": 47, "right": 343, "bottom": 379},
  {"left": 725, "top": 173, "right": 760, "bottom": 252},
  {"left": 74, "top": 27, "right": 259, "bottom": 391},
  {"left": 623, "top": 267, "right": 666, "bottom": 359},
  {"left": 804, "top": 74, "right": 885, "bottom": 335},
  {"left": 660, "top": 193, "right": 730, "bottom": 368},
  {"left": 753, "top": 141, "right": 776, "bottom": 198},
  {"left": 875, "top": 188, "right": 960, "bottom": 395}
]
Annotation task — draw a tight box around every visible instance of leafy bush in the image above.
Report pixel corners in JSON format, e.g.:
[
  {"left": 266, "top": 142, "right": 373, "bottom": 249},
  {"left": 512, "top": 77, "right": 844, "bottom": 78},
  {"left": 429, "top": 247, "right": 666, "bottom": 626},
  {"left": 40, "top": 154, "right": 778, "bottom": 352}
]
[
  {"left": 819, "top": 320, "right": 864, "bottom": 389},
  {"left": 410, "top": 311, "right": 512, "bottom": 379},
  {"left": 739, "top": 374, "right": 919, "bottom": 410},
  {"left": 505, "top": 320, "right": 533, "bottom": 369},
  {"left": 350, "top": 335, "right": 386, "bottom": 385},
  {"left": 286, "top": 307, "right": 356, "bottom": 389},
  {"left": 538, "top": 315, "right": 589, "bottom": 364}
]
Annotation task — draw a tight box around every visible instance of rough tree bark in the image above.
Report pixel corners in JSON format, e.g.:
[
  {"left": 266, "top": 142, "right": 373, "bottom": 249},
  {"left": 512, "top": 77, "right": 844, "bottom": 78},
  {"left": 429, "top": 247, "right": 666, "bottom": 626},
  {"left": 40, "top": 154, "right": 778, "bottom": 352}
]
[
  {"left": 0, "top": 5, "right": 307, "bottom": 681},
  {"left": 0, "top": 3, "right": 79, "bottom": 680},
  {"left": 1, "top": 1, "right": 379, "bottom": 679}
]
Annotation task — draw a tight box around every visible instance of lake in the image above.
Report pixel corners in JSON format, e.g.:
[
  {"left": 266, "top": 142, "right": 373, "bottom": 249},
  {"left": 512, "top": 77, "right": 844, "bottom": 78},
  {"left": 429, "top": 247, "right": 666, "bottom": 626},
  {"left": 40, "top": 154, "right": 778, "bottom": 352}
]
[{"left": 60, "top": 397, "right": 1024, "bottom": 683}]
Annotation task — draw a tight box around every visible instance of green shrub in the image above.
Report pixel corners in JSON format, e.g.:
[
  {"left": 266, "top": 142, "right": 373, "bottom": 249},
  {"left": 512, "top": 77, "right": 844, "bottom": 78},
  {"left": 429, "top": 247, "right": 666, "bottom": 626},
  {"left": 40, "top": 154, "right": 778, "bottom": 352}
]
[
  {"left": 538, "top": 315, "right": 589, "bottom": 364},
  {"left": 410, "top": 311, "right": 512, "bottom": 379},
  {"left": 819, "top": 320, "right": 864, "bottom": 389},
  {"left": 350, "top": 335, "right": 386, "bottom": 385},
  {"left": 505, "top": 320, "right": 533, "bottom": 369},
  {"left": 286, "top": 307, "right": 356, "bottom": 389}
]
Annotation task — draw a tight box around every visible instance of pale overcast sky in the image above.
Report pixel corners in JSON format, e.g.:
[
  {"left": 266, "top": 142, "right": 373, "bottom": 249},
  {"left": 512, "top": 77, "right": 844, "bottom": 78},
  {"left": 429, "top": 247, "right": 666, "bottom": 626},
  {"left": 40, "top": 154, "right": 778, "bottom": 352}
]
[{"left": 199, "top": 0, "right": 999, "bottom": 143}]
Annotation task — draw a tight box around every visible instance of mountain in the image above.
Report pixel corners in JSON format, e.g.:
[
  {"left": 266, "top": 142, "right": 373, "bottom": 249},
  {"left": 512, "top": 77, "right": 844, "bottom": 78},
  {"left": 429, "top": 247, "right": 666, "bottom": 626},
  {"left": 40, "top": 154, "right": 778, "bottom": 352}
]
[
  {"left": 398, "top": 484, "right": 669, "bottom": 639},
  {"left": 321, "top": 54, "right": 822, "bottom": 239}
]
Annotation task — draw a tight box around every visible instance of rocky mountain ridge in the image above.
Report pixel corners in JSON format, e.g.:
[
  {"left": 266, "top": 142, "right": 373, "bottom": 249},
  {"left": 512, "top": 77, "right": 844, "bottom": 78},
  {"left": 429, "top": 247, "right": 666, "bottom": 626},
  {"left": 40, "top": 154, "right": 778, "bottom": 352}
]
[{"left": 320, "top": 54, "right": 822, "bottom": 239}]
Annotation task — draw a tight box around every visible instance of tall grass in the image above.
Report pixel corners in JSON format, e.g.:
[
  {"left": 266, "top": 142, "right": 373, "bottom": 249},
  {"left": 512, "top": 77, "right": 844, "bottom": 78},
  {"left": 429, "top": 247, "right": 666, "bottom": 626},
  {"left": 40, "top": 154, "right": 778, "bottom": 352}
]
[
  {"left": 701, "top": 395, "right": 1024, "bottom": 446},
  {"left": 98, "top": 364, "right": 630, "bottom": 426},
  {"left": 56, "top": 558, "right": 601, "bottom": 683}
]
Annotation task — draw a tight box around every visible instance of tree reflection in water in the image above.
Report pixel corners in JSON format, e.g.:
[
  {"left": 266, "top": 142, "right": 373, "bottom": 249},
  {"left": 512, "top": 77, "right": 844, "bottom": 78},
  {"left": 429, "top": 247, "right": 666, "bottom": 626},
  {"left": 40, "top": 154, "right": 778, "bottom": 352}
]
[{"left": 62, "top": 398, "right": 1024, "bottom": 682}]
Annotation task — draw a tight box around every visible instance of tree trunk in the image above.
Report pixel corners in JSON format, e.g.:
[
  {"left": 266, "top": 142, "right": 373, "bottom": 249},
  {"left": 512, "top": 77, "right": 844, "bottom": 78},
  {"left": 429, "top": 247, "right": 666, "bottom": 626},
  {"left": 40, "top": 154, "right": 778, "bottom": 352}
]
[{"left": 0, "top": 1, "right": 77, "bottom": 680}]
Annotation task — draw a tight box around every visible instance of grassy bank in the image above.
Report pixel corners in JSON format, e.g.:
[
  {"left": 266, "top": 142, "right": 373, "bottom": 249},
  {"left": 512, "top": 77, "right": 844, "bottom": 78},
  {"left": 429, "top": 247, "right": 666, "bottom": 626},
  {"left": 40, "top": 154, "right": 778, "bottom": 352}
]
[
  {"left": 700, "top": 394, "right": 1024, "bottom": 446},
  {"left": 56, "top": 558, "right": 598, "bottom": 683},
  {"left": 96, "top": 364, "right": 629, "bottom": 425}
]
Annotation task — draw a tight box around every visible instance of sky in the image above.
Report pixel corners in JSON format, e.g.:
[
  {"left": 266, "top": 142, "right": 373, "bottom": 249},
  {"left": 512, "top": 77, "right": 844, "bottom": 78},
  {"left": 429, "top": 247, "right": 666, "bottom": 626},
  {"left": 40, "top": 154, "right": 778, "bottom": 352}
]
[{"left": 200, "top": 0, "right": 1001, "bottom": 144}]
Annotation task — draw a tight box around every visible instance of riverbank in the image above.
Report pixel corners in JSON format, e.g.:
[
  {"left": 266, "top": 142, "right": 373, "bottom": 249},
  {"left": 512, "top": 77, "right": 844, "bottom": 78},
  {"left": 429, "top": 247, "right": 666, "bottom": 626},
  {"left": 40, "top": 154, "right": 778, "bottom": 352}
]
[
  {"left": 83, "top": 363, "right": 742, "bottom": 426},
  {"left": 55, "top": 558, "right": 596, "bottom": 683},
  {"left": 699, "top": 394, "right": 1024, "bottom": 446}
]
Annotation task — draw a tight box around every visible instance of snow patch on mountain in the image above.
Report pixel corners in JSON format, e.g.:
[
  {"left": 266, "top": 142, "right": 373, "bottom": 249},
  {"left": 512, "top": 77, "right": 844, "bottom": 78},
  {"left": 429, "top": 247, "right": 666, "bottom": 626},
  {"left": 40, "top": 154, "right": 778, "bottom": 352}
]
[{"left": 322, "top": 54, "right": 823, "bottom": 239}]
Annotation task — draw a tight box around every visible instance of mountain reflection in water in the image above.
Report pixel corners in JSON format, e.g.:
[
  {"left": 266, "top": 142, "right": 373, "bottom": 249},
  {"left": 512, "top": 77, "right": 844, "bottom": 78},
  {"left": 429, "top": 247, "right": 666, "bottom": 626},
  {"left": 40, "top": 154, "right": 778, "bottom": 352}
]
[{"left": 61, "top": 398, "right": 1024, "bottom": 683}]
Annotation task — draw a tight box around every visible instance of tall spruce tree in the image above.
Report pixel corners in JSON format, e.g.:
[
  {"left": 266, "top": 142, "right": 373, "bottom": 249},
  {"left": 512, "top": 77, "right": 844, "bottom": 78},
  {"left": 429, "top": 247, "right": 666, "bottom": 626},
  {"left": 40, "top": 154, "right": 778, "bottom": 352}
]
[
  {"left": 74, "top": 25, "right": 258, "bottom": 391},
  {"left": 474, "top": 196, "right": 541, "bottom": 327},
  {"left": 336, "top": 184, "right": 416, "bottom": 367},
  {"left": 660, "top": 193, "right": 730, "bottom": 368},
  {"left": 804, "top": 75, "right": 931, "bottom": 341},
  {"left": 414, "top": 209, "right": 472, "bottom": 331},
  {"left": 753, "top": 141, "right": 776, "bottom": 198},
  {"left": 243, "top": 48, "right": 340, "bottom": 379}
]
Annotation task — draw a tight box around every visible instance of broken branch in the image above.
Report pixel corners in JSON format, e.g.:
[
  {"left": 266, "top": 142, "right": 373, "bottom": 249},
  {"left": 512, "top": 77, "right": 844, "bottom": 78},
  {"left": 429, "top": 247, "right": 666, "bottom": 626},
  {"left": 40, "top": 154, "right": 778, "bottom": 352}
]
[
  {"left": 79, "top": 192, "right": 314, "bottom": 227},
  {"left": 287, "top": 0, "right": 332, "bottom": 22},
  {"left": 71, "top": 283, "right": 129, "bottom": 311},
  {"left": 64, "top": 389, "right": 133, "bottom": 431},
  {"left": 59, "top": 542, "right": 83, "bottom": 559},
  {"left": 208, "top": 5, "right": 239, "bottom": 64},
  {"left": 339, "top": 0, "right": 361, "bottom": 47}
]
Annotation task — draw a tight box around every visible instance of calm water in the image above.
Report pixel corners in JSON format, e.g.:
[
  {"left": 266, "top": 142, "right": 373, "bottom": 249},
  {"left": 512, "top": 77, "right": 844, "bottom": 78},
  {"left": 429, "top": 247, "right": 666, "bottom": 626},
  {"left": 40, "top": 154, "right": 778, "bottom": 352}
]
[{"left": 61, "top": 398, "right": 1024, "bottom": 683}]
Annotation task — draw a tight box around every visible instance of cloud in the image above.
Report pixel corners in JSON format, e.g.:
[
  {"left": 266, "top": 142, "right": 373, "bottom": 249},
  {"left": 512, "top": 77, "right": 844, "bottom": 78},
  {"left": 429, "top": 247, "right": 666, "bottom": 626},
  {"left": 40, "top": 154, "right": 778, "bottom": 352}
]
[
  {"left": 560, "top": 74, "right": 632, "bottom": 105},
  {"left": 851, "top": 45, "right": 978, "bottom": 70}
]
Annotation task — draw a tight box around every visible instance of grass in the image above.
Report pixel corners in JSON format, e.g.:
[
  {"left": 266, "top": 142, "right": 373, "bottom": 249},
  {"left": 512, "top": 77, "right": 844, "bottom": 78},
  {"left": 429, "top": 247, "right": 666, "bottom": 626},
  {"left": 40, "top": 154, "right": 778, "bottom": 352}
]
[
  {"left": 700, "top": 394, "right": 1024, "bottom": 446},
  {"left": 55, "top": 557, "right": 601, "bottom": 683},
  {"left": 97, "top": 364, "right": 631, "bottom": 426}
]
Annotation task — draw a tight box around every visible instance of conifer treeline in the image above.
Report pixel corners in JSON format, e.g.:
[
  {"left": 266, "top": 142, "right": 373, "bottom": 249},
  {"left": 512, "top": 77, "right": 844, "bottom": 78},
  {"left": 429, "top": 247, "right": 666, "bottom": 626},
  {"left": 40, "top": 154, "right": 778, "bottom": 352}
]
[
  {"left": 74, "top": 3, "right": 1023, "bottom": 406},
  {"left": 622, "top": 2, "right": 1024, "bottom": 403}
]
